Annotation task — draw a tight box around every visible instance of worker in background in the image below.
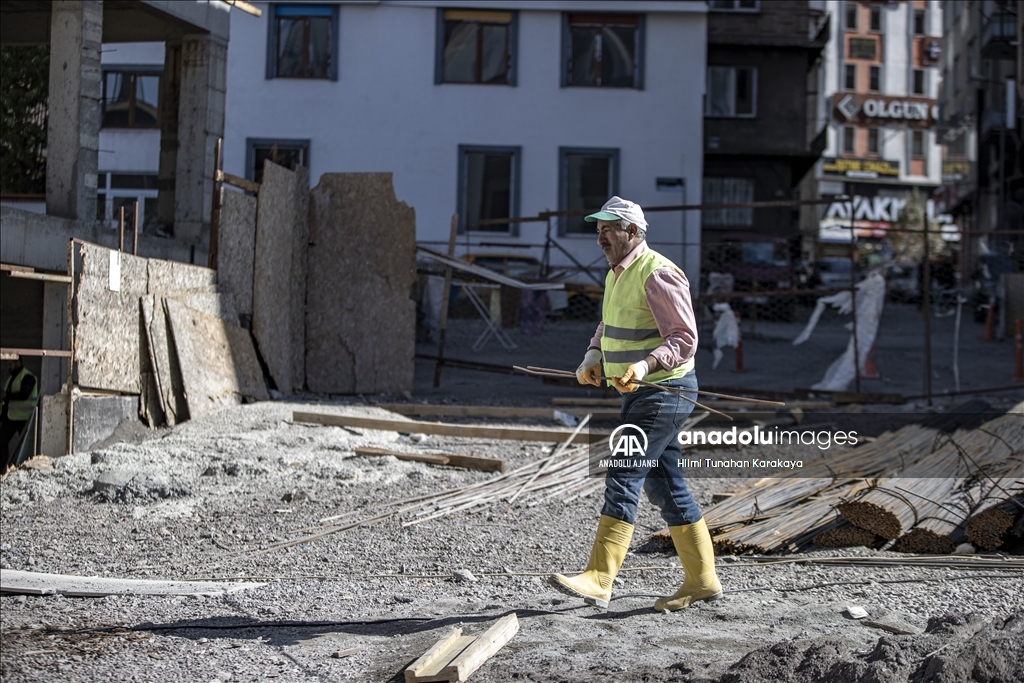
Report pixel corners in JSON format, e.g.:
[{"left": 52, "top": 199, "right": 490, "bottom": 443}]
[
  {"left": 549, "top": 197, "right": 722, "bottom": 612},
  {"left": 2, "top": 355, "right": 38, "bottom": 473}
]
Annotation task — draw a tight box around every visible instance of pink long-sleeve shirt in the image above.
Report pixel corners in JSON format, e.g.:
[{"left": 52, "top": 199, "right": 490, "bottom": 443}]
[{"left": 588, "top": 241, "right": 698, "bottom": 371}]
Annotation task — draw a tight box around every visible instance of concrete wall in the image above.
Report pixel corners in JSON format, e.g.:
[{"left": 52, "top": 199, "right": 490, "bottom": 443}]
[{"left": 223, "top": 1, "right": 707, "bottom": 276}]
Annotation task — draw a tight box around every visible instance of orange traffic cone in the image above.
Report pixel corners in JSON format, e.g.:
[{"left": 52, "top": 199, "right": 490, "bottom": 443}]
[
  {"left": 860, "top": 343, "right": 881, "bottom": 379},
  {"left": 982, "top": 303, "right": 996, "bottom": 342}
]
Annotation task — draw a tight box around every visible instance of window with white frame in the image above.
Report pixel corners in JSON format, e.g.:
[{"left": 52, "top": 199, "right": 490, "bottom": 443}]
[
  {"left": 702, "top": 177, "right": 754, "bottom": 227},
  {"left": 559, "top": 147, "right": 619, "bottom": 236},
  {"left": 436, "top": 9, "right": 516, "bottom": 85},
  {"left": 266, "top": 4, "right": 338, "bottom": 80},
  {"left": 911, "top": 130, "right": 925, "bottom": 158},
  {"left": 458, "top": 145, "right": 520, "bottom": 233},
  {"left": 96, "top": 173, "right": 158, "bottom": 231},
  {"left": 842, "top": 126, "right": 856, "bottom": 154},
  {"left": 705, "top": 66, "right": 756, "bottom": 117},
  {"left": 844, "top": 64, "right": 857, "bottom": 90},
  {"left": 913, "top": 69, "right": 925, "bottom": 95},
  {"left": 562, "top": 13, "right": 644, "bottom": 89}
]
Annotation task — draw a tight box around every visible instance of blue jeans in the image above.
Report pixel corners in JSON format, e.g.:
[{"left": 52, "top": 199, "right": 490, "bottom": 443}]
[{"left": 601, "top": 372, "right": 703, "bottom": 527}]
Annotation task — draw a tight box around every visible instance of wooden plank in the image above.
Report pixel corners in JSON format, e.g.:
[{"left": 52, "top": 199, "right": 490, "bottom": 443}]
[
  {"left": 0, "top": 570, "right": 263, "bottom": 597},
  {"left": 6, "top": 270, "right": 73, "bottom": 284},
  {"left": 354, "top": 446, "right": 505, "bottom": 473},
  {"left": 445, "top": 613, "right": 519, "bottom": 682},
  {"left": 293, "top": 412, "right": 592, "bottom": 444},
  {"left": 378, "top": 403, "right": 618, "bottom": 422},
  {"left": 355, "top": 447, "right": 450, "bottom": 466},
  {"left": 405, "top": 627, "right": 471, "bottom": 683},
  {"left": 216, "top": 169, "right": 261, "bottom": 194}
]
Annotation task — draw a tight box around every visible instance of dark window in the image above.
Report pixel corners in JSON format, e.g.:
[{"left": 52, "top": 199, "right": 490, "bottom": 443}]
[
  {"left": 914, "top": 9, "right": 926, "bottom": 35},
  {"left": 709, "top": 0, "right": 759, "bottom": 10},
  {"left": 702, "top": 177, "right": 754, "bottom": 227},
  {"left": 559, "top": 148, "right": 619, "bottom": 236},
  {"left": 101, "top": 71, "right": 160, "bottom": 129},
  {"left": 869, "top": 5, "right": 881, "bottom": 31},
  {"left": 869, "top": 65, "right": 880, "bottom": 91},
  {"left": 868, "top": 127, "right": 879, "bottom": 154},
  {"left": 843, "top": 126, "right": 856, "bottom": 154},
  {"left": 245, "top": 138, "right": 310, "bottom": 183},
  {"left": 844, "top": 64, "right": 857, "bottom": 90},
  {"left": 437, "top": 9, "right": 515, "bottom": 85},
  {"left": 848, "top": 37, "right": 877, "bottom": 60},
  {"left": 267, "top": 4, "right": 337, "bottom": 80},
  {"left": 845, "top": 4, "right": 857, "bottom": 31},
  {"left": 458, "top": 145, "right": 520, "bottom": 233},
  {"left": 706, "top": 66, "right": 757, "bottom": 117},
  {"left": 110, "top": 174, "right": 158, "bottom": 190},
  {"left": 563, "top": 13, "right": 643, "bottom": 89},
  {"left": 913, "top": 69, "right": 925, "bottom": 95},
  {"left": 912, "top": 130, "right": 925, "bottom": 157},
  {"left": 97, "top": 194, "right": 106, "bottom": 221}
]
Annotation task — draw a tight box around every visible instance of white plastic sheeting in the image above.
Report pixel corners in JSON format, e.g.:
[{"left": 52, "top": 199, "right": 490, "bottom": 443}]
[
  {"left": 793, "top": 272, "right": 886, "bottom": 391},
  {"left": 711, "top": 303, "right": 740, "bottom": 369}
]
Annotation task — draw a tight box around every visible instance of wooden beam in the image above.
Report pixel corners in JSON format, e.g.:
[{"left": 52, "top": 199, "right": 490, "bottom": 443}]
[
  {"left": 5, "top": 270, "right": 72, "bottom": 284},
  {"left": 224, "top": 0, "right": 262, "bottom": 17},
  {"left": 445, "top": 613, "right": 519, "bottom": 682},
  {"left": 216, "top": 169, "right": 261, "bottom": 194},
  {"left": 378, "top": 403, "right": 618, "bottom": 422},
  {"left": 293, "top": 412, "right": 593, "bottom": 444},
  {"left": 405, "top": 628, "right": 475, "bottom": 683},
  {"left": 0, "top": 347, "right": 72, "bottom": 359},
  {"left": 405, "top": 614, "right": 519, "bottom": 683},
  {"left": 355, "top": 446, "right": 505, "bottom": 473}
]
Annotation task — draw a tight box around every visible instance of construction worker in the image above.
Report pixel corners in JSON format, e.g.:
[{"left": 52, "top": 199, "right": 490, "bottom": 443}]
[
  {"left": 549, "top": 196, "right": 721, "bottom": 612},
  {"left": 2, "top": 355, "right": 38, "bottom": 472}
]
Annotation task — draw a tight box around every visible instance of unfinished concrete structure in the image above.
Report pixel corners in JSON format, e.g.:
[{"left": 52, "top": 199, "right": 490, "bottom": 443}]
[{"left": 0, "top": 1, "right": 232, "bottom": 454}]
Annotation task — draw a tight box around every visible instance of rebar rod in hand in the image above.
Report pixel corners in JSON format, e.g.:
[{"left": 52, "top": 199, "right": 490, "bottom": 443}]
[{"left": 515, "top": 366, "right": 733, "bottom": 421}]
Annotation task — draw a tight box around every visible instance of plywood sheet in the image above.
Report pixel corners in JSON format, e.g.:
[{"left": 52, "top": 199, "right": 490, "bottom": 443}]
[
  {"left": 141, "top": 296, "right": 187, "bottom": 426},
  {"left": 164, "top": 298, "right": 268, "bottom": 420},
  {"left": 306, "top": 173, "right": 416, "bottom": 393},
  {"left": 162, "top": 289, "right": 238, "bottom": 327},
  {"left": 74, "top": 244, "right": 147, "bottom": 394},
  {"left": 218, "top": 188, "right": 257, "bottom": 319},
  {"left": 147, "top": 257, "right": 216, "bottom": 292},
  {"left": 252, "top": 161, "right": 298, "bottom": 395},
  {"left": 290, "top": 165, "right": 310, "bottom": 392}
]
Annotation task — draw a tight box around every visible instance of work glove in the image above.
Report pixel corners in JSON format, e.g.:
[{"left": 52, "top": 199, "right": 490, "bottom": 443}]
[
  {"left": 612, "top": 360, "right": 649, "bottom": 394},
  {"left": 576, "top": 349, "right": 603, "bottom": 387}
]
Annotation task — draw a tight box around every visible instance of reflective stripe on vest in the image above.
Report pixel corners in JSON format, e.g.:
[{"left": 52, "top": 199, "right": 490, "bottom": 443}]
[
  {"left": 600, "top": 249, "right": 694, "bottom": 386},
  {"left": 4, "top": 368, "right": 38, "bottom": 422}
]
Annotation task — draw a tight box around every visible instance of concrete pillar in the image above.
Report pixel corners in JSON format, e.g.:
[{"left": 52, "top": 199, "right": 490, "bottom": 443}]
[
  {"left": 156, "top": 40, "right": 181, "bottom": 232},
  {"left": 45, "top": 0, "right": 102, "bottom": 222},
  {"left": 40, "top": 281, "right": 68, "bottom": 398},
  {"left": 173, "top": 34, "right": 227, "bottom": 244}
]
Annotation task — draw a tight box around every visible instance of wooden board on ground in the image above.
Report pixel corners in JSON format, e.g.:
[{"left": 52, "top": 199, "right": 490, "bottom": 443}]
[
  {"left": 354, "top": 446, "right": 505, "bottom": 473},
  {"left": 294, "top": 412, "right": 594, "bottom": 444},
  {"left": 0, "top": 569, "right": 263, "bottom": 597},
  {"left": 378, "top": 403, "right": 618, "bottom": 422},
  {"left": 405, "top": 614, "right": 518, "bottom": 683},
  {"left": 164, "top": 298, "right": 268, "bottom": 419}
]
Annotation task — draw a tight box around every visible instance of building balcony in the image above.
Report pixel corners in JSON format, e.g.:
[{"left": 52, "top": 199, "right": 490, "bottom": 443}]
[{"left": 981, "top": 13, "right": 1018, "bottom": 60}]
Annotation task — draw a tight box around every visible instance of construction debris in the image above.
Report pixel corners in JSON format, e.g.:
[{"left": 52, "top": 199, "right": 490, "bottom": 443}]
[
  {"left": 354, "top": 446, "right": 505, "bottom": 473},
  {"left": 404, "top": 613, "right": 519, "bottom": 683}
]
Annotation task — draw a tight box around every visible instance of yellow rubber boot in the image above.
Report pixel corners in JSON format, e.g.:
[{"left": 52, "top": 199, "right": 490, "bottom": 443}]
[
  {"left": 548, "top": 515, "right": 634, "bottom": 609},
  {"left": 654, "top": 518, "right": 723, "bottom": 611}
]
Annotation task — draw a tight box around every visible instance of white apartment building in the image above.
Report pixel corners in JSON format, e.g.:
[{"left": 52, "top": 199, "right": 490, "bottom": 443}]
[
  {"left": 807, "top": 0, "right": 948, "bottom": 253},
  {"left": 92, "top": 1, "right": 708, "bottom": 279}
]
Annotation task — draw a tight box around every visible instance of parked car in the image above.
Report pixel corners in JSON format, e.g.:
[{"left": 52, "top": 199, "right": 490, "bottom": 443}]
[
  {"left": 704, "top": 235, "right": 796, "bottom": 321},
  {"left": 810, "top": 258, "right": 863, "bottom": 290}
]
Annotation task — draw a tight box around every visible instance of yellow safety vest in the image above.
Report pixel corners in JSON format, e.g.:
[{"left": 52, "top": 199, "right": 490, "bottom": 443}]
[
  {"left": 601, "top": 249, "right": 695, "bottom": 386},
  {"left": 4, "top": 368, "right": 38, "bottom": 422}
]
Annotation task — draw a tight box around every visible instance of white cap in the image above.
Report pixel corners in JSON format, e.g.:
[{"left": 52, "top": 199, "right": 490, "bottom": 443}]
[{"left": 584, "top": 196, "right": 648, "bottom": 230}]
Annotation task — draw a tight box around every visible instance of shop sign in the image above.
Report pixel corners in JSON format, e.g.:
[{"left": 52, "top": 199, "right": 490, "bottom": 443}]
[
  {"left": 848, "top": 37, "right": 877, "bottom": 60},
  {"left": 823, "top": 157, "right": 900, "bottom": 179},
  {"left": 822, "top": 195, "right": 954, "bottom": 223},
  {"left": 941, "top": 161, "right": 972, "bottom": 183},
  {"left": 833, "top": 94, "right": 939, "bottom": 127}
]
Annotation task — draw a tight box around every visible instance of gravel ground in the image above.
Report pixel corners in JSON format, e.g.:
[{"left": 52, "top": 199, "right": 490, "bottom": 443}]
[{"left": 2, "top": 394, "right": 1022, "bottom": 683}]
